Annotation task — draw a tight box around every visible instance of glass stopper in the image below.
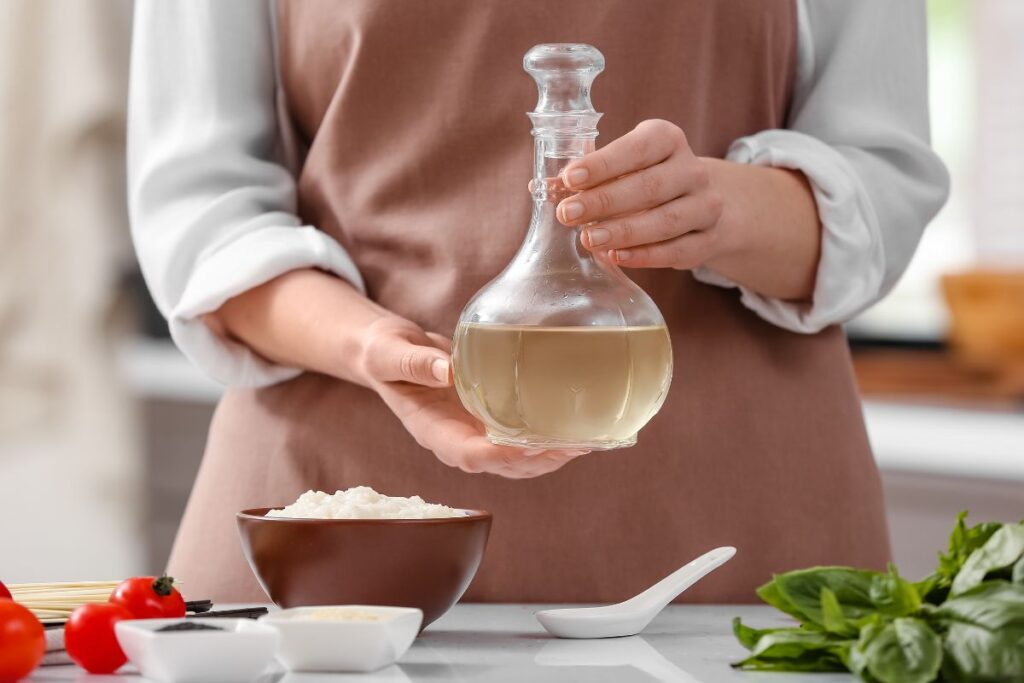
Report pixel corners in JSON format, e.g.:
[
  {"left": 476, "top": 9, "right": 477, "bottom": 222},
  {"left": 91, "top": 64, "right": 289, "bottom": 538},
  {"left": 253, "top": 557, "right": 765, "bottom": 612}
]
[{"left": 524, "top": 44, "right": 605, "bottom": 138}]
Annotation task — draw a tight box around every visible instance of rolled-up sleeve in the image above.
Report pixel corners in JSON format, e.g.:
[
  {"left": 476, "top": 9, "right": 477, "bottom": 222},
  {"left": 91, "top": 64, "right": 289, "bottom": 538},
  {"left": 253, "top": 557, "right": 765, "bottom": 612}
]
[
  {"left": 694, "top": 0, "right": 950, "bottom": 333},
  {"left": 128, "top": 1, "right": 364, "bottom": 386}
]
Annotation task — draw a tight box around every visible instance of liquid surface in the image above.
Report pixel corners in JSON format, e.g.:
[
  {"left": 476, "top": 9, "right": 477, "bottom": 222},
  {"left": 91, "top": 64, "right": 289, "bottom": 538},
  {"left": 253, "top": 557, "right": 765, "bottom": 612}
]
[{"left": 453, "top": 324, "right": 672, "bottom": 448}]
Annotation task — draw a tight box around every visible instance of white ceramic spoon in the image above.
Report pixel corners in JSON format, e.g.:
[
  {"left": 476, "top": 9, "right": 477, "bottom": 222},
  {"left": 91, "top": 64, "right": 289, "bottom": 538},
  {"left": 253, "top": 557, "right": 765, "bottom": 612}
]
[{"left": 535, "top": 546, "right": 737, "bottom": 639}]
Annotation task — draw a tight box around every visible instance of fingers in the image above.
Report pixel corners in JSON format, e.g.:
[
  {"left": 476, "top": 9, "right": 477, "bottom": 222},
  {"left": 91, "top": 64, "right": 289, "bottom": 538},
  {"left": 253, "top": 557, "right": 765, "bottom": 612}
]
[
  {"left": 456, "top": 446, "right": 588, "bottom": 479},
  {"left": 425, "top": 332, "right": 453, "bottom": 354},
  {"left": 518, "top": 450, "right": 590, "bottom": 478},
  {"left": 557, "top": 154, "right": 707, "bottom": 227},
  {"left": 428, "top": 433, "right": 588, "bottom": 479},
  {"left": 363, "top": 327, "right": 450, "bottom": 387},
  {"left": 611, "top": 228, "right": 720, "bottom": 270},
  {"left": 546, "top": 117, "right": 725, "bottom": 272},
  {"left": 581, "top": 193, "right": 721, "bottom": 251},
  {"left": 372, "top": 348, "right": 589, "bottom": 481},
  {"left": 499, "top": 449, "right": 587, "bottom": 479},
  {"left": 561, "top": 119, "right": 684, "bottom": 191}
]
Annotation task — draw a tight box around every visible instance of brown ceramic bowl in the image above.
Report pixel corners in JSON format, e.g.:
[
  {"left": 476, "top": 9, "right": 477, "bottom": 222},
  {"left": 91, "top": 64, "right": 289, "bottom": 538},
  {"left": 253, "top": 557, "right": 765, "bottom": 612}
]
[{"left": 237, "top": 508, "right": 491, "bottom": 628}]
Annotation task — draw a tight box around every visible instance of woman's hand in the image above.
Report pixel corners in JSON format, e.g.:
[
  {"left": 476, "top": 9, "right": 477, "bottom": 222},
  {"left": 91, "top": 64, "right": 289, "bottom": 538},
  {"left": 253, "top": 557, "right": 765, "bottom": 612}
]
[
  {"left": 557, "top": 119, "right": 821, "bottom": 301},
  {"left": 360, "top": 317, "right": 589, "bottom": 479},
  {"left": 377, "top": 384, "right": 588, "bottom": 479},
  {"left": 556, "top": 119, "right": 724, "bottom": 269},
  {"left": 210, "top": 269, "right": 586, "bottom": 478}
]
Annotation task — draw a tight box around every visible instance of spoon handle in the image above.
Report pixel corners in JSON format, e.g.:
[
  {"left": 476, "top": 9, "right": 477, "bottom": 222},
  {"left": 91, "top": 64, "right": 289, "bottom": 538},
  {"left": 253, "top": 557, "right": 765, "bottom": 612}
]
[{"left": 624, "top": 546, "right": 736, "bottom": 612}]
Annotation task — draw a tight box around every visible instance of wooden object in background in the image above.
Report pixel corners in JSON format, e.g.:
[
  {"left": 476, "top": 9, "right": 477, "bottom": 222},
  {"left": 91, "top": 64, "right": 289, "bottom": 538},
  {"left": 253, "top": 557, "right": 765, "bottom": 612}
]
[
  {"left": 853, "top": 347, "right": 1023, "bottom": 409},
  {"left": 942, "top": 270, "right": 1024, "bottom": 376},
  {"left": 854, "top": 270, "right": 1024, "bottom": 407}
]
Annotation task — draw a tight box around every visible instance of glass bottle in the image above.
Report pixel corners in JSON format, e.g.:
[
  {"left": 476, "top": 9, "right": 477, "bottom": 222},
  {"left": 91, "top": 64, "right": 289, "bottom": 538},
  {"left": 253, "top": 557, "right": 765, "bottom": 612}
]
[{"left": 452, "top": 44, "right": 672, "bottom": 450}]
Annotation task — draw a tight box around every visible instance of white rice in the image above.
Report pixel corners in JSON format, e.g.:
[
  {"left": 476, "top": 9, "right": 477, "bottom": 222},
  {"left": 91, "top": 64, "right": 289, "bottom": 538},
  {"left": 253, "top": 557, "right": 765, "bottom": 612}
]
[{"left": 265, "top": 486, "right": 464, "bottom": 520}]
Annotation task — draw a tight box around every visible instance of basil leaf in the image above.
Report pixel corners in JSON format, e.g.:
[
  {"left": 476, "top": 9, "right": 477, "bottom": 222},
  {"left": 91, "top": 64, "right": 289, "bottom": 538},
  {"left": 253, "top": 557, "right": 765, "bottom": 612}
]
[
  {"left": 732, "top": 628, "right": 851, "bottom": 672},
  {"left": 733, "top": 651, "right": 849, "bottom": 672},
  {"left": 849, "top": 617, "right": 888, "bottom": 678},
  {"left": 937, "top": 581, "right": 1024, "bottom": 630},
  {"left": 922, "top": 513, "right": 1002, "bottom": 604},
  {"left": 938, "top": 513, "right": 1002, "bottom": 580},
  {"left": 732, "top": 617, "right": 785, "bottom": 651},
  {"left": 821, "top": 587, "right": 857, "bottom": 637},
  {"left": 749, "top": 629, "right": 837, "bottom": 658},
  {"left": 860, "top": 618, "right": 942, "bottom": 683},
  {"left": 937, "top": 582, "right": 1024, "bottom": 682},
  {"left": 737, "top": 515, "right": 1024, "bottom": 679},
  {"left": 756, "top": 579, "right": 810, "bottom": 623},
  {"left": 871, "top": 564, "right": 922, "bottom": 617},
  {"left": 951, "top": 524, "right": 1024, "bottom": 596},
  {"left": 913, "top": 573, "right": 941, "bottom": 603},
  {"left": 941, "top": 622, "right": 1024, "bottom": 683},
  {"left": 773, "top": 567, "right": 879, "bottom": 628}
]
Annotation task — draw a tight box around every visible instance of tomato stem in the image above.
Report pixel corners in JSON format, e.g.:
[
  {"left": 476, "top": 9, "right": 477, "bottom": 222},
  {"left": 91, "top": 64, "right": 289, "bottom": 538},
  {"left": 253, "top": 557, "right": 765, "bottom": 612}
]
[{"left": 152, "top": 576, "right": 176, "bottom": 597}]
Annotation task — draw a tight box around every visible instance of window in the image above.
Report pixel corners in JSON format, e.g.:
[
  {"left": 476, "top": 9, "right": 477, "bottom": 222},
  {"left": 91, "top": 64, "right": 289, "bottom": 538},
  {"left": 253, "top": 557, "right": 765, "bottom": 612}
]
[{"left": 848, "top": 0, "right": 1024, "bottom": 341}]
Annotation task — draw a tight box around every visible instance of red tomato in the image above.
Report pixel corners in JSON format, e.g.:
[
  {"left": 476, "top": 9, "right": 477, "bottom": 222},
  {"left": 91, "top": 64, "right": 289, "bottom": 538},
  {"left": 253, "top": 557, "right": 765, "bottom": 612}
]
[
  {"left": 64, "top": 603, "right": 133, "bottom": 674},
  {"left": 0, "top": 581, "right": 11, "bottom": 600},
  {"left": 0, "top": 600, "right": 45, "bottom": 683},
  {"left": 110, "top": 576, "right": 186, "bottom": 619}
]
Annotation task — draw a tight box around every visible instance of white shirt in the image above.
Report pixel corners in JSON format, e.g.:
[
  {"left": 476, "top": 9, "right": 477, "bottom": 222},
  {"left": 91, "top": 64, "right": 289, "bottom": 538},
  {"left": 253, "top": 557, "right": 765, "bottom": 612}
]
[{"left": 128, "top": 0, "right": 950, "bottom": 387}]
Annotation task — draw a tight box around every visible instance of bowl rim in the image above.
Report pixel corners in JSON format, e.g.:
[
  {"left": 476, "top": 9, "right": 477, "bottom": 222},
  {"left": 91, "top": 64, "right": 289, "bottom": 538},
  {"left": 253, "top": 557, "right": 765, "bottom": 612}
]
[
  {"left": 258, "top": 605, "right": 423, "bottom": 624},
  {"left": 237, "top": 507, "right": 492, "bottom": 524},
  {"left": 115, "top": 617, "right": 278, "bottom": 636}
]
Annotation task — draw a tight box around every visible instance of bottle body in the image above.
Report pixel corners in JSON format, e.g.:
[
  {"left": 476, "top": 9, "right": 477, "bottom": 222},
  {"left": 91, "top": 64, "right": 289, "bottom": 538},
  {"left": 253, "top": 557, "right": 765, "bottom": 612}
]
[
  {"left": 452, "top": 44, "right": 673, "bottom": 450},
  {"left": 453, "top": 323, "right": 671, "bottom": 449}
]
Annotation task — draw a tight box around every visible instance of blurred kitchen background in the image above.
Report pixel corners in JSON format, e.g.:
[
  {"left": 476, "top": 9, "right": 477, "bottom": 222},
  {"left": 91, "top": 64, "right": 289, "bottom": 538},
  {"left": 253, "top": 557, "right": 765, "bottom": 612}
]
[{"left": 0, "top": 0, "right": 1021, "bottom": 585}]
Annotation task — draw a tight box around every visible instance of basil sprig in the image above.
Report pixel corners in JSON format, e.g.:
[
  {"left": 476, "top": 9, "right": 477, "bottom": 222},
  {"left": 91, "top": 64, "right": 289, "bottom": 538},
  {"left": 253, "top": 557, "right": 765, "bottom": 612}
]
[{"left": 734, "top": 513, "right": 1024, "bottom": 682}]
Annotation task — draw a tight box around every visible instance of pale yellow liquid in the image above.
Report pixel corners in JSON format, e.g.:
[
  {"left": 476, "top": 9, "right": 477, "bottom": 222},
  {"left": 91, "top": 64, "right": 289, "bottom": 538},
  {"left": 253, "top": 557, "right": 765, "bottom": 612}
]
[{"left": 452, "top": 324, "right": 673, "bottom": 448}]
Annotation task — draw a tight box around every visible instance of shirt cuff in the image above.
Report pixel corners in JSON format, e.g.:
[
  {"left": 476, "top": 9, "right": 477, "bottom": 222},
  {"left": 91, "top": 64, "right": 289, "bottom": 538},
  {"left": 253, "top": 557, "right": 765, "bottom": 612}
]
[
  {"left": 169, "top": 226, "right": 365, "bottom": 387},
  {"left": 693, "top": 129, "right": 885, "bottom": 334}
]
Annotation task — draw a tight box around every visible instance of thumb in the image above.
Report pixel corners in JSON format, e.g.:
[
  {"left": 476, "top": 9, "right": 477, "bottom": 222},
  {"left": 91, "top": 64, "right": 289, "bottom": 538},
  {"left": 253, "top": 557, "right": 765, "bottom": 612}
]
[{"left": 369, "top": 336, "right": 451, "bottom": 387}]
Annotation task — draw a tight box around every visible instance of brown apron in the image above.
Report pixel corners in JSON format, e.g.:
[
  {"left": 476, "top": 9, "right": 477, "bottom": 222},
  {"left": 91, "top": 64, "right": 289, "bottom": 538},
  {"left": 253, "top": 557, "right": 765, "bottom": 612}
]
[{"left": 167, "top": 0, "right": 891, "bottom": 603}]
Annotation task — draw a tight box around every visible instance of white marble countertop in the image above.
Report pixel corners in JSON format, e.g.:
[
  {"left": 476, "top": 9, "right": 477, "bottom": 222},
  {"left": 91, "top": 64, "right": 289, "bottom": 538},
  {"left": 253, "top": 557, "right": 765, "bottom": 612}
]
[{"left": 30, "top": 604, "right": 854, "bottom": 683}]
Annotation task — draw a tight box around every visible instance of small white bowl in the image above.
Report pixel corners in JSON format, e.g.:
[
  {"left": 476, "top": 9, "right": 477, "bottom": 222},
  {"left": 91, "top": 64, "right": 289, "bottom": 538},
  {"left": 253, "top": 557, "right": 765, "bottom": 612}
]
[
  {"left": 115, "top": 618, "right": 280, "bottom": 683},
  {"left": 259, "top": 605, "right": 422, "bottom": 673}
]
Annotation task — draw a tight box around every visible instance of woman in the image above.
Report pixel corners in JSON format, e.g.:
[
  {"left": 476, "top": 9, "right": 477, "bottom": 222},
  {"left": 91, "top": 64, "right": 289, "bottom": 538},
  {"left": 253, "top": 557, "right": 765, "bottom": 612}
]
[{"left": 129, "top": 0, "right": 948, "bottom": 602}]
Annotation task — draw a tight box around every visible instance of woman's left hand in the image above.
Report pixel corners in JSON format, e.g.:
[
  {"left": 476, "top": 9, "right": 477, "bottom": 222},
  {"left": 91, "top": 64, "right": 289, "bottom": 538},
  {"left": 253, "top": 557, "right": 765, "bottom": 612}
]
[{"left": 556, "top": 119, "right": 725, "bottom": 269}]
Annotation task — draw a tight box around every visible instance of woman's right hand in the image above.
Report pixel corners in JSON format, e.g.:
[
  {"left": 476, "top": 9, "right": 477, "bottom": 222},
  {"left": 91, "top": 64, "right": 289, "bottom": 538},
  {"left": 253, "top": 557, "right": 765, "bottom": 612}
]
[{"left": 210, "top": 269, "right": 586, "bottom": 478}]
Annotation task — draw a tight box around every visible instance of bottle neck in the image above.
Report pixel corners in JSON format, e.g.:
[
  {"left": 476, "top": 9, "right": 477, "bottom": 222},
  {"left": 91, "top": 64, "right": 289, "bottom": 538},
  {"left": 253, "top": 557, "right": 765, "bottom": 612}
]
[
  {"left": 521, "top": 136, "right": 599, "bottom": 274},
  {"left": 532, "top": 136, "right": 596, "bottom": 189}
]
